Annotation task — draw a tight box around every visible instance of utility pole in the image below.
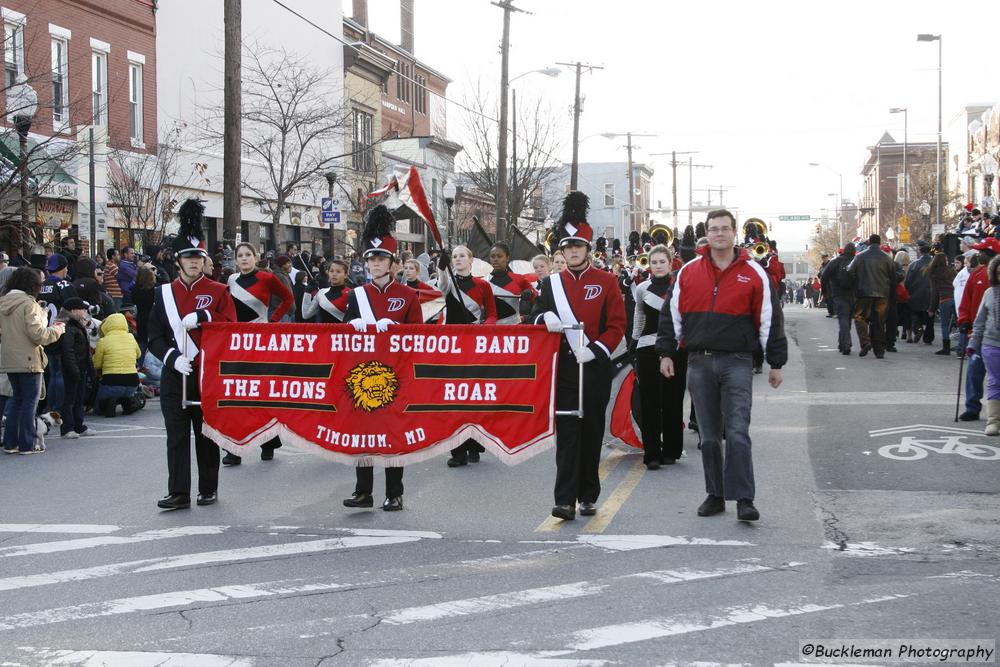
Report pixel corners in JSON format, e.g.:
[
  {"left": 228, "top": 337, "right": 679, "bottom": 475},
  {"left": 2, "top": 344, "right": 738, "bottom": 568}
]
[
  {"left": 491, "top": 0, "right": 528, "bottom": 245},
  {"left": 626, "top": 133, "right": 635, "bottom": 234},
  {"left": 556, "top": 61, "right": 603, "bottom": 190},
  {"left": 223, "top": 0, "right": 241, "bottom": 247},
  {"left": 511, "top": 89, "right": 517, "bottom": 224},
  {"left": 650, "top": 150, "right": 696, "bottom": 226},
  {"left": 688, "top": 156, "right": 712, "bottom": 226}
]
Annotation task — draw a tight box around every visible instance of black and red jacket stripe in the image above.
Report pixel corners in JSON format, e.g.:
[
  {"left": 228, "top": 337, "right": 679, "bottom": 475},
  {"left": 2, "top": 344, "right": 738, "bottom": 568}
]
[
  {"left": 489, "top": 269, "right": 537, "bottom": 323},
  {"left": 655, "top": 246, "right": 787, "bottom": 368},
  {"left": 227, "top": 269, "right": 293, "bottom": 323}
]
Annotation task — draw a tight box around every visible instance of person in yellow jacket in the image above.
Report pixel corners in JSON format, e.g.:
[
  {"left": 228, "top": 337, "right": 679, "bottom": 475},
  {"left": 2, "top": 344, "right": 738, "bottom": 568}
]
[{"left": 93, "top": 313, "right": 141, "bottom": 418}]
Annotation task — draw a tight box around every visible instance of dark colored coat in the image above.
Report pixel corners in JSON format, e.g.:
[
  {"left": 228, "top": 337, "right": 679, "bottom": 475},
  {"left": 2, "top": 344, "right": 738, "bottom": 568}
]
[
  {"left": 57, "top": 314, "right": 92, "bottom": 379},
  {"left": 847, "top": 247, "right": 896, "bottom": 299},
  {"left": 904, "top": 254, "right": 933, "bottom": 310}
]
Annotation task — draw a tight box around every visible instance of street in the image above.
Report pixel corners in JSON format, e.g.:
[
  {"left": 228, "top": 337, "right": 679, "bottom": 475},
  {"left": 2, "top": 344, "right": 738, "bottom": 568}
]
[{"left": 1, "top": 306, "right": 997, "bottom": 666}]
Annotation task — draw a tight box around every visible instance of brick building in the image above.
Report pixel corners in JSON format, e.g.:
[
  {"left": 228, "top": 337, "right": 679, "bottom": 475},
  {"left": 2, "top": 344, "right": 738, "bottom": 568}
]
[{"left": 0, "top": 0, "right": 156, "bottom": 256}]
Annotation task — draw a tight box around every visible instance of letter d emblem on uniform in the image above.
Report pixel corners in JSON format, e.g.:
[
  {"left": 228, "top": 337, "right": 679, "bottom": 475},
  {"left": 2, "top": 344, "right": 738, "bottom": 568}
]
[
  {"left": 583, "top": 285, "right": 602, "bottom": 300},
  {"left": 195, "top": 295, "right": 213, "bottom": 309},
  {"left": 387, "top": 297, "right": 405, "bottom": 312}
]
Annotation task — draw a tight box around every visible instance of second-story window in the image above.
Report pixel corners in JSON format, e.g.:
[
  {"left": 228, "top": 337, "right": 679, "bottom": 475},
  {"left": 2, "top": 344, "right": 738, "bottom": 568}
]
[
  {"left": 129, "top": 62, "right": 143, "bottom": 144},
  {"left": 414, "top": 75, "right": 426, "bottom": 114},
  {"left": 92, "top": 51, "right": 107, "bottom": 125},
  {"left": 51, "top": 38, "right": 69, "bottom": 127},
  {"left": 396, "top": 62, "right": 410, "bottom": 103},
  {"left": 604, "top": 183, "right": 615, "bottom": 207},
  {"left": 4, "top": 21, "right": 24, "bottom": 87},
  {"left": 352, "top": 109, "right": 373, "bottom": 174}
]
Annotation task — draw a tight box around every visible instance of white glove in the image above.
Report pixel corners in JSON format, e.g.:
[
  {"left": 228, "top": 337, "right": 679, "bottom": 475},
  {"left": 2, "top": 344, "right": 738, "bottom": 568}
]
[
  {"left": 574, "top": 346, "right": 596, "bottom": 364},
  {"left": 375, "top": 318, "right": 395, "bottom": 333},
  {"left": 349, "top": 318, "right": 368, "bottom": 333},
  {"left": 543, "top": 312, "right": 563, "bottom": 333},
  {"left": 173, "top": 356, "right": 193, "bottom": 376},
  {"left": 181, "top": 312, "right": 200, "bottom": 330}
]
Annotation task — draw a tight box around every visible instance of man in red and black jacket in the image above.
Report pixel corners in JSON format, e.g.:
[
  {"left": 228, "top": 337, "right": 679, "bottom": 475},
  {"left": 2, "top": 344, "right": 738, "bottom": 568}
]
[
  {"left": 656, "top": 209, "right": 786, "bottom": 523},
  {"left": 529, "top": 191, "right": 625, "bottom": 521},
  {"left": 149, "top": 200, "right": 237, "bottom": 510}
]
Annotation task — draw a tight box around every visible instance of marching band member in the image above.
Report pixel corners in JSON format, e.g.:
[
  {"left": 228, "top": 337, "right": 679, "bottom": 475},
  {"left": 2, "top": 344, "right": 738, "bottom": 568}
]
[
  {"left": 403, "top": 259, "right": 434, "bottom": 292},
  {"left": 531, "top": 254, "right": 551, "bottom": 290},
  {"left": 632, "top": 244, "right": 687, "bottom": 468},
  {"left": 342, "top": 205, "right": 422, "bottom": 512},
  {"left": 150, "top": 199, "right": 236, "bottom": 510},
  {"left": 488, "top": 242, "right": 537, "bottom": 324},
  {"left": 437, "top": 245, "right": 497, "bottom": 468},
  {"left": 301, "top": 260, "right": 352, "bottom": 323},
  {"left": 530, "top": 191, "right": 626, "bottom": 521},
  {"left": 221, "top": 243, "right": 294, "bottom": 466},
  {"left": 551, "top": 250, "right": 568, "bottom": 273}
]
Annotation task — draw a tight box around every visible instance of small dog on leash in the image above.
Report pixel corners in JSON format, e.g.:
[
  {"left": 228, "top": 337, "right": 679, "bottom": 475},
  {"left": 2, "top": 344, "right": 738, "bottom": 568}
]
[{"left": 33, "top": 412, "right": 62, "bottom": 452}]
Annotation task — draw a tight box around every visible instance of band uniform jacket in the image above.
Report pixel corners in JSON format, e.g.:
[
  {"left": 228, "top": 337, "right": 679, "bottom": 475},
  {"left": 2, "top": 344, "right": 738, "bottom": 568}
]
[
  {"left": 530, "top": 264, "right": 626, "bottom": 362},
  {"left": 489, "top": 269, "right": 537, "bottom": 325},
  {"left": 632, "top": 274, "right": 671, "bottom": 350},
  {"left": 227, "top": 269, "right": 293, "bottom": 323},
  {"left": 302, "top": 285, "right": 352, "bottom": 323},
  {"left": 437, "top": 269, "right": 497, "bottom": 325},
  {"left": 148, "top": 274, "right": 236, "bottom": 374},
  {"left": 343, "top": 279, "right": 423, "bottom": 325}
]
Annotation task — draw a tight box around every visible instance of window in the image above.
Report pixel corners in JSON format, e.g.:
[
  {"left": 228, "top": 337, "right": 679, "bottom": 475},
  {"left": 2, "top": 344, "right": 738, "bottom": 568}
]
[
  {"left": 604, "top": 183, "right": 615, "bottom": 207},
  {"left": 896, "top": 172, "right": 909, "bottom": 202},
  {"left": 414, "top": 75, "right": 427, "bottom": 114},
  {"left": 128, "top": 62, "right": 143, "bottom": 144},
  {"left": 396, "top": 61, "right": 410, "bottom": 103},
  {"left": 92, "top": 51, "right": 107, "bottom": 125},
  {"left": 352, "top": 109, "right": 374, "bottom": 174},
  {"left": 4, "top": 21, "right": 23, "bottom": 87},
  {"left": 51, "top": 39, "right": 69, "bottom": 127}
]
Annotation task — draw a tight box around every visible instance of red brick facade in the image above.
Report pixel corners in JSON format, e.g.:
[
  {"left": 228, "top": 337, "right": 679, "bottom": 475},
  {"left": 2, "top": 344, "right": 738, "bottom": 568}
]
[{"left": 0, "top": 0, "right": 156, "bottom": 153}]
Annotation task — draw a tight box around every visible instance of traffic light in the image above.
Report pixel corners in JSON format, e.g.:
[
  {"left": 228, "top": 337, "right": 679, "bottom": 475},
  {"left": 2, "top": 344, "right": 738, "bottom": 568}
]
[{"left": 815, "top": 224, "right": 821, "bottom": 234}]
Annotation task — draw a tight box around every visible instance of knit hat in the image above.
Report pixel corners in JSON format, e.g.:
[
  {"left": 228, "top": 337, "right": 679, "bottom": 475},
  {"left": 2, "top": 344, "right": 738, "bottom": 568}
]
[
  {"left": 62, "top": 297, "right": 89, "bottom": 311},
  {"left": 275, "top": 255, "right": 292, "bottom": 267},
  {"left": 46, "top": 254, "right": 68, "bottom": 272}
]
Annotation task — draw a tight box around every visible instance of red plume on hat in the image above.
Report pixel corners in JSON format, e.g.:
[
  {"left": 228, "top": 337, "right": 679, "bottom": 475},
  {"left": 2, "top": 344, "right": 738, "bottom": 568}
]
[
  {"left": 552, "top": 191, "right": 593, "bottom": 247},
  {"left": 361, "top": 204, "right": 398, "bottom": 258}
]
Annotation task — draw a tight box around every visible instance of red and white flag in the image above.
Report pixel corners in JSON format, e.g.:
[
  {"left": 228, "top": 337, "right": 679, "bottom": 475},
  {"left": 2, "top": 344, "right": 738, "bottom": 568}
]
[
  {"left": 370, "top": 167, "right": 443, "bottom": 248},
  {"left": 606, "top": 361, "right": 643, "bottom": 450}
]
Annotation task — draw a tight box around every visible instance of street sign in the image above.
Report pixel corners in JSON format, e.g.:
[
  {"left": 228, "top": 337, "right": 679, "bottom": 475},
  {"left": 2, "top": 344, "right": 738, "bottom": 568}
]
[
  {"left": 778, "top": 215, "right": 811, "bottom": 221},
  {"left": 321, "top": 198, "right": 335, "bottom": 224}
]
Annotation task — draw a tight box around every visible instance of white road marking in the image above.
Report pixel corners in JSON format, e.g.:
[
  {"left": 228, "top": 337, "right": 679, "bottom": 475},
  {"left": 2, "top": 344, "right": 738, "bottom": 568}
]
[
  {"left": 0, "top": 526, "right": 228, "bottom": 558},
  {"left": 0, "top": 524, "right": 120, "bottom": 534},
  {"left": 10, "top": 647, "right": 254, "bottom": 666},
  {"left": 576, "top": 534, "right": 754, "bottom": 551},
  {"left": 567, "top": 594, "right": 910, "bottom": 650},
  {"left": 821, "top": 541, "right": 916, "bottom": 557},
  {"left": 0, "top": 534, "right": 435, "bottom": 592},
  {"left": 371, "top": 653, "right": 607, "bottom": 666}
]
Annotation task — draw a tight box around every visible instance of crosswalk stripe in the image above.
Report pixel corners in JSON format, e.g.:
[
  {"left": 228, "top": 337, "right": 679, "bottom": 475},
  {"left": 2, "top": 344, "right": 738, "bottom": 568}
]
[
  {"left": 11, "top": 647, "right": 255, "bottom": 666},
  {"left": 566, "top": 594, "right": 911, "bottom": 651},
  {"left": 582, "top": 457, "right": 646, "bottom": 534},
  {"left": 0, "top": 534, "right": 427, "bottom": 592},
  {"left": 534, "top": 449, "right": 629, "bottom": 533},
  {"left": 0, "top": 526, "right": 227, "bottom": 558},
  {"left": 0, "top": 524, "right": 121, "bottom": 534}
]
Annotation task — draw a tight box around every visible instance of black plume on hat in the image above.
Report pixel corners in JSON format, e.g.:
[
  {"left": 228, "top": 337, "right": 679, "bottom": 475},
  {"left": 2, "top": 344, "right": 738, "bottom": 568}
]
[
  {"left": 626, "top": 231, "right": 641, "bottom": 256},
  {"left": 595, "top": 237, "right": 607, "bottom": 254},
  {"left": 695, "top": 222, "right": 706, "bottom": 239},
  {"left": 549, "top": 191, "right": 593, "bottom": 247},
  {"left": 680, "top": 224, "right": 697, "bottom": 262},
  {"left": 361, "top": 204, "right": 398, "bottom": 257},
  {"left": 177, "top": 199, "right": 205, "bottom": 244}
]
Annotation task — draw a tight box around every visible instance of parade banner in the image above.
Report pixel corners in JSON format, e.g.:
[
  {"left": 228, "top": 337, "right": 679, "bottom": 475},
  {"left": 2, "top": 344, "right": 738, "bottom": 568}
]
[{"left": 199, "top": 323, "right": 560, "bottom": 467}]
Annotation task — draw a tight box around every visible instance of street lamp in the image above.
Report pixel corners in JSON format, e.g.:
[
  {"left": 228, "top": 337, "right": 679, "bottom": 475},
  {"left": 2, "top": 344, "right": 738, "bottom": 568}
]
[
  {"left": 7, "top": 76, "right": 38, "bottom": 248},
  {"left": 809, "top": 162, "right": 843, "bottom": 246},
  {"left": 509, "top": 68, "right": 559, "bottom": 239},
  {"left": 889, "top": 107, "right": 908, "bottom": 208},
  {"left": 443, "top": 182, "right": 457, "bottom": 248},
  {"left": 982, "top": 154, "right": 998, "bottom": 213},
  {"left": 918, "top": 199, "right": 931, "bottom": 241},
  {"left": 917, "top": 33, "right": 942, "bottom": 229},
  {"left": 324, "top": 172, "right": 337, "bottom": 258}
]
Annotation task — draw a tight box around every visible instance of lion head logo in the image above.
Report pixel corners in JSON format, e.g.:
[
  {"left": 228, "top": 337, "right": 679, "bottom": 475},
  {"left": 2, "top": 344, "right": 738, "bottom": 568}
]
[{"left": 345, "top": 361, "right": 399, "bottom": 412}]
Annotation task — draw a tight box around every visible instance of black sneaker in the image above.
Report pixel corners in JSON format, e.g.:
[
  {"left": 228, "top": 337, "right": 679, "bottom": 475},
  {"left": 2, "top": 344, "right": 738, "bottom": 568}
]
[
  {"left": 157, "top": 494, "right": 191, "bottom": 510},
  {"left": 859, "top": 344, "right": 871, "bottom": 357},
  {"left": 959, "top": 411, "right": 980, "bottom": 422},
  {"left": 343, "top": 493, "right": 374, "bottom": 508},
  {"left": 551, "top": 504, "right": 575, "bottom": 520},
  {"left": 697, "top": 494, "right": 725, "bottom": 516},
  {"left": 579, "top": 501, "right": 597, "bottom": 516},
  {"left": 196, "top": 492, "right": 217, "bottom": 506},
  {"left": 222, "top": 452, "right": 242, "bottom": 466},
  {"left": 737, "top": 499, "right": 760, "bottom": 521},
  {"left": 446, "top": 456, "right": 468, "bottom": 468},
  {"left": 382, "top": 496, "right": 403, "bottom": 512}
]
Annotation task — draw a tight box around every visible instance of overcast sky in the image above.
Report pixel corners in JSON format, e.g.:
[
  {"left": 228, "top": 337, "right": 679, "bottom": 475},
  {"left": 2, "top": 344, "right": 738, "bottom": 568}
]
[{"left": 353, "top": 0, "right": 998, "bottom": 251}]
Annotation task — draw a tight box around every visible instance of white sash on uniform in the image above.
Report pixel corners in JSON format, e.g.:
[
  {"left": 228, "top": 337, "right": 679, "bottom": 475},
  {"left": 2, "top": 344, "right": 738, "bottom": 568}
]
[
  {"left": 549, "top": 272, "right": 590, "bottom": 352},
  {"left": 317, "top": 289, "right": 346, "bottom": 321},
  {"left": 227, "top": 278, "right": 268, "bottom": 323},
  {"left": 161, "top": 284, "right": 199, "bottom": 360},
  {"left": 354, "top": 285, "right": 377, "bottom": 323}
]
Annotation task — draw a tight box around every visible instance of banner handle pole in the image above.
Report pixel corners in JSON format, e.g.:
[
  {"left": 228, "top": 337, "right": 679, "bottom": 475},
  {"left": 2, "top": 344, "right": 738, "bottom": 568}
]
[
  {"left": 181, "top": 334, "right": 201, "bottom": 409},
  {"left": 554, "top": 323, "right": 585, "bottom": 418}
]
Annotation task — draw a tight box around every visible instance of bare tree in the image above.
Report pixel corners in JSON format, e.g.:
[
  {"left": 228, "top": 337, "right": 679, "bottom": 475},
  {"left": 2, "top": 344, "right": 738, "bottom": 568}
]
[
  {"left": 458, "top": 79, "right": 563, "bottom": 242},
  {"left": 106, "top": 124, "right": 209, "bottom": 248},
  {"left": 890, "top": 165, "right": 964, "bottom": 242},
  {"left": 808, "top": 218, "right": 841, "bottom": 269},
  {"left": 201, "top": 43, "right": 351, "bottom": 238}
]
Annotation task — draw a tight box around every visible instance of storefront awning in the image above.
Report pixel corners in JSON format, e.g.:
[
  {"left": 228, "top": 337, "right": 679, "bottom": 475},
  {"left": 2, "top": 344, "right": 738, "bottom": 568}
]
[{"left": 0, "top": 133, "right": 77, "bottom": 198}]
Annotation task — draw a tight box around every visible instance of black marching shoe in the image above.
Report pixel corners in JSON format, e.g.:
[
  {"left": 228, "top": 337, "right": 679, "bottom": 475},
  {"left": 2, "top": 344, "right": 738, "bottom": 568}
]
[
  {"left": 646, "top": 460, "right": 661, "bottom": 470},
  {"left": 958, "top": 411, "right": 980, "bottom": 422},
  {"left": 579, "top": 502, "right": 597, "bottom": 516},
  {"left": 697, "top": 494, "right": 725, "bottom": 517},
  {"left": 468, "top": 450, "right": 480, "bottom": 463},
  {"left": 157, "top": 494, "right": 191, "bottom": 510},
  {"left": 222, "top": 452, "right": 242, "bottom": 466},
  {"left": 886, "top": 345, "right": 897, "bottom": 352},
  {"left": 551, "top": 504, "right": 575, "bottom": 521},
  {"left": 841, "top": 347, "right": 851, "bottom": 355},
  {"left": 859, "top": 344, "right": 871, "bottom": 357},
  {"left": 343, "top": 493, "right": 374, "bottom": 508},
  {"left": 446, "top": 456, "right": 468, "bottom": 468},
  {"left": 382, "top": 496, "right": 403, "bottom": 512},
  {"left": 737, "top": 499, "right": 760, "bottom": 521},
  {"left": 196, "top": 492, "right": 217, "bottom": 506},
  {"left": 260, "top": 447, "right": 275, "bottom": 461}
]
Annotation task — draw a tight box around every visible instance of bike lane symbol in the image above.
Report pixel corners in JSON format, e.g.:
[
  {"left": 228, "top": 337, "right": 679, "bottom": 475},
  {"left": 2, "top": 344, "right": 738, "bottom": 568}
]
[{"left": 878, "top": 435, "right": 1000, "bottom": 461}]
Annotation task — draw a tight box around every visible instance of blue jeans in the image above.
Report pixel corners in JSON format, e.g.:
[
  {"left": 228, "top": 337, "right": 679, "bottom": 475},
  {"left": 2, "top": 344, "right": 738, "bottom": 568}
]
[
  {"left": 938, "top": 300, "right": 955, "bottom": 345},
  {"left": 45, "top": 355, "right": 64, "bottom": 413},
  {"left": 686, "top": 351, "right": 756, "bottom": 500},
  {"left": 966, "top": 351, "right": 986, "bottom": 415},
  {"left": 2, "top": 373, "right": 42, "bottom": 452},
  {"left": 96, "top": 384, "right": 137, "bottom": 401}
]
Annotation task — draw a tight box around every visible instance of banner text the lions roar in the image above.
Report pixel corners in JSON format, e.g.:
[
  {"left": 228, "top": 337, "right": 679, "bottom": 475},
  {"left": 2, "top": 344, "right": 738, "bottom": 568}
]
[{"left": 199, "top": 323, "right": 560, "bottom": 467}]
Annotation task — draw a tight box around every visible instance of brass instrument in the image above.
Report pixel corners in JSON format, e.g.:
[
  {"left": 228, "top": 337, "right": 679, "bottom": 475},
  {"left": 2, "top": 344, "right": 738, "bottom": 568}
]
[
  {"left": 543, "top": 230, "right": 556, "bottom": 253},
  {"left": 751, "top": 242, "right": 769, "bottom": 260},
  {"left": 636, "top": 254, "right": 649, "bottom": 269},
  {"left": 648, "top": 223, "right": 674, "bottom": 247},
  {"left": 743, "top": 218, "right": 768, "bottom": 242}
]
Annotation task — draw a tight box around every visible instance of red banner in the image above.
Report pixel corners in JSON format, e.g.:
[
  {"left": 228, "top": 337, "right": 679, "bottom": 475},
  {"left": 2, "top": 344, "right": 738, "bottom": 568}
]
[{"left": 199, "top": 323, "right": 560, "bottom": 467}]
